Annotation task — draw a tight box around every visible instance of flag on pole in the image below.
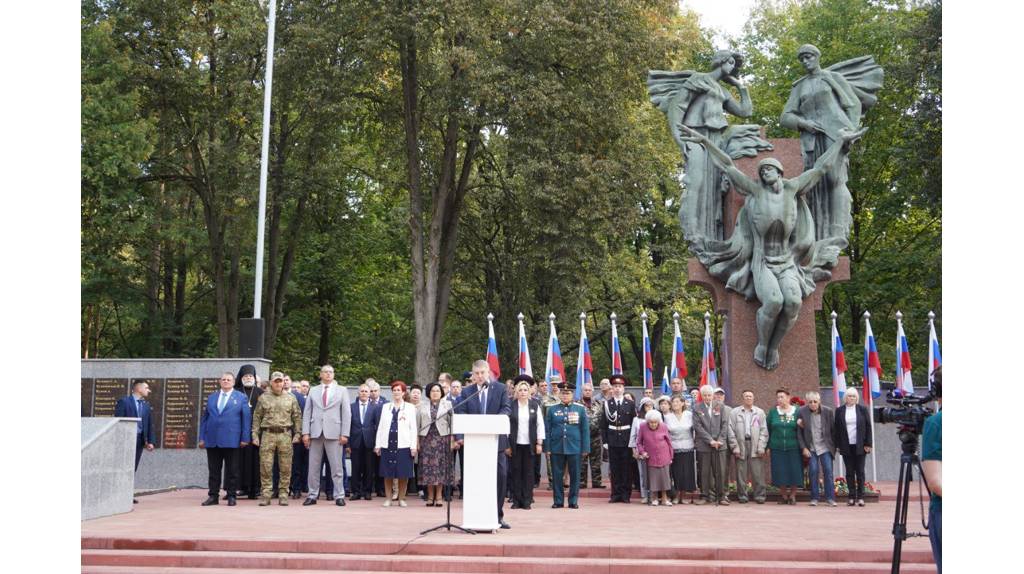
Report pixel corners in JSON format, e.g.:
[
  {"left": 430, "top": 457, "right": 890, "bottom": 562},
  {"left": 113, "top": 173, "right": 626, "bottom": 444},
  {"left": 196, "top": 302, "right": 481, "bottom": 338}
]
[
  {"left": 575, "top": 313, "right": 593, "bottom": 400},
  {"left": 699, "top": 312, "right": 718, "bottom": 390},
  {"left": 661, "top": 366, "right": 670, "bottom": 396},
  {"left": 830, "top": 312, "right": 848, "bottom": 407},
  {"left": 862, "top": 313, "right": 882, "bottom": 403},
  {"left": 610, "top": 313, "right": 623, "bottom": 375},
  {"left": 545, "top": 313, "right": 565, "bottom": 395},
  {"left": 486, "top": 313, "right": 500, "bottom": 380},
  {"left": 641, "top": 313, "right": 654, "bottom": 390},
  {"left": 517, "top": 313, "right": 533, "bottom": 377},
  {"left": 927, "top": 311, "right": 942, "bottom": 390},
  {"left": 862, "top": 312, "right": 881, "bottom": 483},
  {"left": 895, "top": 312, "right": 914, "bottom": 396},
  {"left": 671, "top": 312, "right": 688, "bottom": 381}
]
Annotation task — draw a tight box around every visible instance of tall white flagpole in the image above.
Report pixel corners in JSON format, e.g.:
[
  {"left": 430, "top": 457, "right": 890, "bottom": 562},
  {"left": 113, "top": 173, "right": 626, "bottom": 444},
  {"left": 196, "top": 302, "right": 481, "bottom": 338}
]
[
  {"left": 253, "top": 0, "right": 278, "bottom": 318},
  {"left": 831, "top": 310, "right": 845, "bottom": 479}
]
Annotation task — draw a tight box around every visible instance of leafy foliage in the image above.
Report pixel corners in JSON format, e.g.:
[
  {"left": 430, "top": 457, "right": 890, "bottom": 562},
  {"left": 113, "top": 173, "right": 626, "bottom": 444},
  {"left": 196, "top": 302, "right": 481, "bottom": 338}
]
[{"left": 81, "top": 0, "right": 940, "bottom": 388}]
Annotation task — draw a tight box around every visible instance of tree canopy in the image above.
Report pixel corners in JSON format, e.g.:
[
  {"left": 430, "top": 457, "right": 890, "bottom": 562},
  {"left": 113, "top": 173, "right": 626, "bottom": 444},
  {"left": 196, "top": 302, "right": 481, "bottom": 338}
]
[{"left": 82, "top": 0, "right": 941, "bottom": 387}]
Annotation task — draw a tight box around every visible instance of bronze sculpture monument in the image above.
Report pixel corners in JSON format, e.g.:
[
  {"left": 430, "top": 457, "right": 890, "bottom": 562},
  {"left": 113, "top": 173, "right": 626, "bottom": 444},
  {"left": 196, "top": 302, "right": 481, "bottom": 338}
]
[{"left": 649, "top": 47, "right": 883, "bottom": 370}]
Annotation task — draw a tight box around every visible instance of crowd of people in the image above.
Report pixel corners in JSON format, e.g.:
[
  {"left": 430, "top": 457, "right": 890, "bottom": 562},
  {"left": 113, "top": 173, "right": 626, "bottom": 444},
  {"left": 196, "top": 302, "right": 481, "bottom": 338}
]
[{"left": 122, "top": 360, "right": 877, "bottom": 518}]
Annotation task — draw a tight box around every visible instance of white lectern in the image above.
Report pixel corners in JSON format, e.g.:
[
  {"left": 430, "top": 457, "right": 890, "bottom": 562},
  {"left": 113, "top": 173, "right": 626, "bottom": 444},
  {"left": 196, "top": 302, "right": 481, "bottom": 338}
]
[{"left": 452, "top": 413, "right": 510, "bottom": 531}]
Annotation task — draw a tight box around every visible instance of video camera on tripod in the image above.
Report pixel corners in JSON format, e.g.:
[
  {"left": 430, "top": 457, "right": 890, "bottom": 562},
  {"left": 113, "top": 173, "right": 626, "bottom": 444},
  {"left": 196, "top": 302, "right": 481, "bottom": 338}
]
[
  {"left": 874, "top": 390, "right": 935, "bottom": 437},
  {"left": 874, "top": 386, "right": 939, "bottom": 573}
]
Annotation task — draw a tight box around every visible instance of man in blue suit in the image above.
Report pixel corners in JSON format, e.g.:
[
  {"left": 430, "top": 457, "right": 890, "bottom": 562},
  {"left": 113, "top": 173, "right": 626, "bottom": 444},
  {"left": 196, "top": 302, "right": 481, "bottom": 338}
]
[
  {"left": 347, "top": 383, "right": 381, "bottom": 500},
  {"left": 199, "top": 372, "right": 252, "bottom": 506},
  {"left": 115, "top": 381, "right": 155, "bottom": 503},
  {"left": 455, "top": 360, "right": 512, "bottom": 529}
]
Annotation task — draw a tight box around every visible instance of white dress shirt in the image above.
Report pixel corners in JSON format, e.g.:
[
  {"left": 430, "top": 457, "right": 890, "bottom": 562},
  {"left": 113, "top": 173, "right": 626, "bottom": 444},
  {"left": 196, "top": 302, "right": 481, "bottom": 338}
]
[
  {"left": 514, "top": 401, "right": 546, "bottom": 445},
  {"left": 845, "top": 405, "right": 858, "bottom": 445}
]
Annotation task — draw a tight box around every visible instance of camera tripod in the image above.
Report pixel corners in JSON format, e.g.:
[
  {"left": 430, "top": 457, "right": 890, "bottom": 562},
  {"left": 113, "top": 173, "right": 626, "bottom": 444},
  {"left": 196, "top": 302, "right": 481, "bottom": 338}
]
[{"left": 889, "top": 429, "right": 931, "bottom": 574}]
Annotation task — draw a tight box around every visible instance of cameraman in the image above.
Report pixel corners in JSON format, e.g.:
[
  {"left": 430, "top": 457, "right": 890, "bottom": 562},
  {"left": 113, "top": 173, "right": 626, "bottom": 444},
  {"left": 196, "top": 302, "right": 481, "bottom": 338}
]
[{"left": 921, "top": 367, "right": 942, "bottom": 572}]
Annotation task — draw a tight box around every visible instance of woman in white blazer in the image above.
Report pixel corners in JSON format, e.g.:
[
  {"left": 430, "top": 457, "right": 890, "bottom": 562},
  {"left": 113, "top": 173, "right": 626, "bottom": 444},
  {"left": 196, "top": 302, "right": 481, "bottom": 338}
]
[{"left": 375, "top": 380, "right": 419, "bottom": 507}]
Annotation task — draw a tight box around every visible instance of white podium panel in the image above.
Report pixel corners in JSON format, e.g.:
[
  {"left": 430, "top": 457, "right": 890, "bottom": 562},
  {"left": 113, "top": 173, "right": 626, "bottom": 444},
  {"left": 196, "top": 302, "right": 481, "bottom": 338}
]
[{"left": 453, "top": 414, "right": 510, "bottom": 531}]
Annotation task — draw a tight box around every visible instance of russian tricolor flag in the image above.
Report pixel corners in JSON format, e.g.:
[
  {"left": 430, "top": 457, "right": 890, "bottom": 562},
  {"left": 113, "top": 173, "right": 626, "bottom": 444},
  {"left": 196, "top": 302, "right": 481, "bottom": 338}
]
[
  {"left": 830, "top": 313, "right": 847, "bottom": 407},
  {"left": 928, "top": 312, "right": 941, "bottom": 390},
  {"left": 862, "top": 314, "right": 882, "bottom": 403},
  {"left": 517, "top": 313, "right": 533, "bottom": 377},
  {"left": 699, "top": 313, "right": 718, "bottom": 390},
  {"left": 486, "top": 313, "right": 501, "bottom": 380},
  {"left": 895, "top": 313, "right": 914, "bottom": 396},
  {"left": 545, "top": 313, "right": 565, "bottom": 395},
  {"left": 575, "top": 313, "right": 593, "bottom": 400},
  {"left": 671, "top": 312, "right": 688, "bottom": 381},
  {"left": 641, "top": 313, "right": 654, "bottom": 390},
  {"left": 661, "top": 366, "right": 671, "bottom": 396},
  {"left": 610, "top": 313, "right": 623, "bottom": 375}
]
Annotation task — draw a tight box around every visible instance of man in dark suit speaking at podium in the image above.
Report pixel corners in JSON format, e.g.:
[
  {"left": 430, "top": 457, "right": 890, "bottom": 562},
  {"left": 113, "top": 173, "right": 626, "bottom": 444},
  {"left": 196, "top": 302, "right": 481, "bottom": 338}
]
[{"left": 455, "top": 359, "right": 512, "bottom": 529}]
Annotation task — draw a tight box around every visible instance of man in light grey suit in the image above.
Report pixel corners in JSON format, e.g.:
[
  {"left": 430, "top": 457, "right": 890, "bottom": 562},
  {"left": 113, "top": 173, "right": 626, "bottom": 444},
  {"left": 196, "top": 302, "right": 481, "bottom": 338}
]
[{"left": 302, "top": 364, "right": 352, "bottom": 506}]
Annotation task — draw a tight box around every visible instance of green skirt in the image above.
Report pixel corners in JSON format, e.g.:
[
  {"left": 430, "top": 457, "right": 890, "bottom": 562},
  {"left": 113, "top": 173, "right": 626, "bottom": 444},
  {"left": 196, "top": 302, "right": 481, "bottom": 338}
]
[{"left": 770, "top": 448, "right": 803, "bottom": 487}]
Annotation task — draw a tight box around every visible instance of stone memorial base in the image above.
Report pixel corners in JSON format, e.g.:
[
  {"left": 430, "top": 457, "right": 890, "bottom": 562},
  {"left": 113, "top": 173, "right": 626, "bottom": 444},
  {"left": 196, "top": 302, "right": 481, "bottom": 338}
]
[{"left": 81, "top": 418, "right": 139, "bottom": 520}]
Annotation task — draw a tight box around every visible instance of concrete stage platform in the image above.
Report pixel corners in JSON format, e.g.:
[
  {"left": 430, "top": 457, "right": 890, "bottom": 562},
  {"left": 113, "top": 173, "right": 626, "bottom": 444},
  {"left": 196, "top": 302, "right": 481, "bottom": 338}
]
[{"left": 82, "top": 486, "right": 935, "bottom": 573}]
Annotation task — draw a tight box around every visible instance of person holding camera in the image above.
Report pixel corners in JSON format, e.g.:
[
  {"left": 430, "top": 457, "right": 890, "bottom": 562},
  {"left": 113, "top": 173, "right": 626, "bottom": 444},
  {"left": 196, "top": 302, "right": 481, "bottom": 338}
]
[
  {"left": 833, "top": 387, "right": 872, "bottom": 506},
  {"left": 922, "top": 367, "right": 942, "bottom": 572}
]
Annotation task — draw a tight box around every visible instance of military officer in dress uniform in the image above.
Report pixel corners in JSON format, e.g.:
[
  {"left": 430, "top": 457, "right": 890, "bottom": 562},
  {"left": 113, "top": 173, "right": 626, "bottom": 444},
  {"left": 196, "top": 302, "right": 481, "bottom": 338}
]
[
  {"left": 602, "top": 374, "right": 636, "bottom": 503},
  {"left": 252, "top": 371, "right": 303, "bottom": 505},
  {"left": 546, "top": 381, "right": 588, "bottom": 508}
]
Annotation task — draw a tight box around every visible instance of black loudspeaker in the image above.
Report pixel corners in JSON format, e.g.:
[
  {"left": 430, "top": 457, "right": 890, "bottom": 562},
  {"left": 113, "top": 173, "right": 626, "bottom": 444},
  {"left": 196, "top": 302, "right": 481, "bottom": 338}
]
[{"left": 238, "top": 318, "right": 265, "bottom": 358}]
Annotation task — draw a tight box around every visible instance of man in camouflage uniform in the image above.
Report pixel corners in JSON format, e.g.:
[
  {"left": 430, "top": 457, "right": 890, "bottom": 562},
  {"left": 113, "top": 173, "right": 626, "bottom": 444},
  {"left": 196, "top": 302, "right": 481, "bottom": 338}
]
[
  {"left": 579, "top": 380, "right": 605, "bottom": 488},
  {"left": 252, "top": 371, "right": 303, "bottom": 506}
]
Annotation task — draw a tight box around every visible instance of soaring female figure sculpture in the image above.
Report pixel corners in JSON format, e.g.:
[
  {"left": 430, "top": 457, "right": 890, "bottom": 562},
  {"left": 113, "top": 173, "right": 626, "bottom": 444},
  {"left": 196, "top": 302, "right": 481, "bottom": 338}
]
[
  {"left": 648, "top": 51, "right": 773, "bottom": 251},
  {"left": 679, "top": 125, "right": 866, "bottom": 370},
  {"left": 780, "top": 44, "right": 883, "bottom": 244}
]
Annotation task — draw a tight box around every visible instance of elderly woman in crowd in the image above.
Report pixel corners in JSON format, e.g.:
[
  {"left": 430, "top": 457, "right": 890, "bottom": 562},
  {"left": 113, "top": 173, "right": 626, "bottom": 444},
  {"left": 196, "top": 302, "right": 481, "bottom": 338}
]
[
  {"left": 416, "top": 382, "right": 454, "bottom": 506},
  {"left": 663, "top": 395, "right": 698, "bottom": 503},
  {"left": 834, "top": 387, "right": 872, "bottom": 506},
  {"left": 375, "top": 381, "right": 418, "bottom": 507},
  {"left": 636, "top": 410, "right": 675, "bottom": 506},
  {"left": 506, "top": 376, "right": 545, "bottom": 510},
  {"left": 657, "top": 395, "right": 672, "bottom": 417},
  {"left": 797, "top": 390, "right": 837, "bottom": 507},
  {"left": 767, "top": 388, "right": 802, "bottom": 504},
  {"left": 629, "top": 396, "right": 656, "bottom": 503}
]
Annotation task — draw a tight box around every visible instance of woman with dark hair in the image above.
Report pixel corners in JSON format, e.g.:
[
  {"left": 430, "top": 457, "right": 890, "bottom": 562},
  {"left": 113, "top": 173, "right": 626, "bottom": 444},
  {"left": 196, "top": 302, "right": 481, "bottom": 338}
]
[
  {"left": 834, "top": 387, "right": 873, "bottom": 506},
  {"left": 234, "top": 364, "right": 262, "bottom": 499},
  {"left": 506, "top": 376, "right": 545, "bottom": 510},
  {"left": 375, "top": 381, "right": 418, "bottom": 507},
  {"left": 417, "top": 382, "right": 454, "bottom": 506},
  {"left": 406, "top": 383, "right": 423, "bottom": 499},
  {"left": 767, "top": 388, "right": 802, "bottom": 504}
]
